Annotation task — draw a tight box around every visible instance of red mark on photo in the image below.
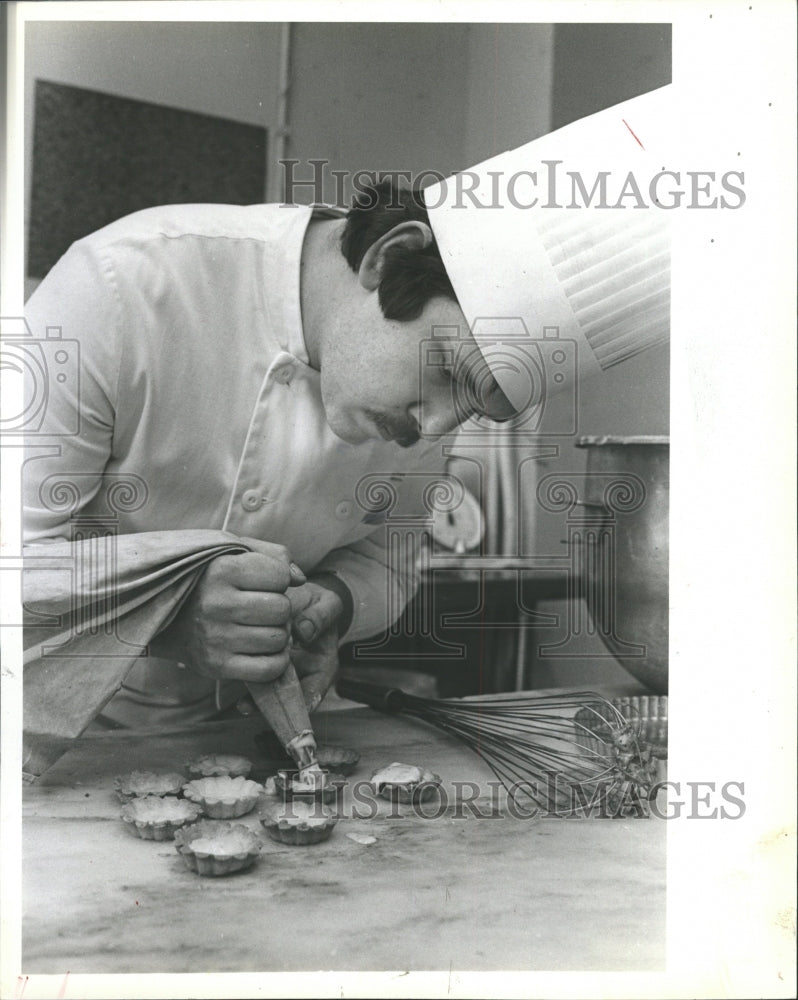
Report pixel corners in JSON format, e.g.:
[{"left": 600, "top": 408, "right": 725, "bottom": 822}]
[
  {"left": 57, "top": 972, "right": 71, "bottom": 998},
  {"left": 623, "top": 118, "right": 645, "bottom": 150}
]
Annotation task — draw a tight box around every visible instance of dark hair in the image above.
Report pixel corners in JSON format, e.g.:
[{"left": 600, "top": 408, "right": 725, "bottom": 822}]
[{"left": 340, "top": 180, "right": 456, "bottom": 321}]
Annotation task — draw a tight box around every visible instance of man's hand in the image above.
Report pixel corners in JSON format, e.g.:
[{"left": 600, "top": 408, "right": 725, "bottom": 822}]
[
  {"left": 164, "top": 538, "right": 306, "bottom": 684},
  {"left": 289, "top": 624, "right": 340, "bottom": 713},
  {"left": 287, "top": 578, "right": 346, "bottom": 645},
  {"left": 286, "top": 578, "right": 346, "bottom": 711}
]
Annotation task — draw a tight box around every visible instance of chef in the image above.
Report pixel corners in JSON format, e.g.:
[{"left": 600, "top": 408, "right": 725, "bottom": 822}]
[{"left": 21, "top": 84, "right": 671, "bottom": 772}]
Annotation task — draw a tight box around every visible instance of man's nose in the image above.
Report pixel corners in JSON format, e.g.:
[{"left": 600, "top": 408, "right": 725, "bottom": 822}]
[{"left": 410, "top": 395, "right": 473, "bottom": 439}]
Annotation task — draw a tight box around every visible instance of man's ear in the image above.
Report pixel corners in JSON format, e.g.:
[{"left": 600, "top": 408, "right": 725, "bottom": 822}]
[{"left": 358, "top": 221, "right": 434, "bottom": 291}]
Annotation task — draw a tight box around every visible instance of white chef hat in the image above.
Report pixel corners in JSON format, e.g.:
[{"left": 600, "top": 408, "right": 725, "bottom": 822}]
[{"left": 423, "top": 85, "right": 673, "bottom": 415}]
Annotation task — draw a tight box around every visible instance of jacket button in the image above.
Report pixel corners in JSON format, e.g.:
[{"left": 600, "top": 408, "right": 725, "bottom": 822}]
[
  {"left": 242, "top": 489, "right": 262, "bottom": 511},
  {"left": 335, "top": 500, "right": 352, "bottom": 520}
]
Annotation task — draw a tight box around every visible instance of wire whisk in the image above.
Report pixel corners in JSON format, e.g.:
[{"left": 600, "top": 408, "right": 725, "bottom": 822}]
[{"left": 336, "top": 680, "right": 664, "bottom": 817}]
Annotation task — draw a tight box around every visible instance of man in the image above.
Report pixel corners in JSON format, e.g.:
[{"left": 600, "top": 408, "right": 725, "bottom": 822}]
[
  {"left": 22, "top": 83, "right": 671, "bottom": 770},
  {"left": 22, "top": 180, "right": 515, "bottom": 737}
]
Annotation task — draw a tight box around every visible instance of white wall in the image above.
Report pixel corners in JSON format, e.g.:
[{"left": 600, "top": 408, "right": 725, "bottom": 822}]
[
  {"left": 463, "top": 23, "right": 553, "bottom": 164},
  {"left": 284, "top": 22, "right": 472, "bottom": 205}
]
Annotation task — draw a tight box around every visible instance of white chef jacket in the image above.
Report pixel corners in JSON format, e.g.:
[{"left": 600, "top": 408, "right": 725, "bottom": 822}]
[{"left": 23, "top": 202, "right": 446, "bottom": 722}]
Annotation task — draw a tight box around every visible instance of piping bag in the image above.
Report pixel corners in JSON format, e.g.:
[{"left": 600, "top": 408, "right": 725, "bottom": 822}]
[
  {"left": 246, "top": 662, "right": 326, "bottom": 787},
  {"left": 21, "top": 530, "right": 328, "bottom": 782},
  {"left": 239, "top": 546, "right": 325, "bottom": 787}
]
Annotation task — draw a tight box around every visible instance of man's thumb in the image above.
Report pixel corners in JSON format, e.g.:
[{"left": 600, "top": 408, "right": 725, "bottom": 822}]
[
  {"left": 293, "top": 591, "right": 340, "bottom": 645},
  {"left": 294, "top": 605, "right": 330, "bottom": 644}
]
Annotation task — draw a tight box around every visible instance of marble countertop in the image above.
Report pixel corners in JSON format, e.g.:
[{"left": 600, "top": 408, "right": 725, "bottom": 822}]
[{"left": 23, "top": 699, "right": 666, "bottom": 974}]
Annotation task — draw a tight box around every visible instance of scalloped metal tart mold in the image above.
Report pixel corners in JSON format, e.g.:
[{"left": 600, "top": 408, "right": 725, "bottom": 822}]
[
  {"left": 174, "top": 820, "right": 262, "bottom": 876},
  {"left": 253, "top": 733, "right": 361, "bottom": 776},
  {"left": 186, "top": 753, "right": 253, "bottom": 779},
  {"left": 370, "top": 762, "right": 442, "bottom": 804},
  {"left": 114, "top": 770, "right": 186, "bottom": 803},
  {"left": 120, "top": 795, "right": 202, "bottom": 841},
  {"left": 274, "top": 769, "right": 347, "bottom": 805},
  {"left": 259, "top": 800, "right": 339, "bottom": 846},
  {"left": 314, "top": 746, "right": 360, "bottom": 776},
  {"left": 182, "top": 775, "right": 263, "bottom": 819}
]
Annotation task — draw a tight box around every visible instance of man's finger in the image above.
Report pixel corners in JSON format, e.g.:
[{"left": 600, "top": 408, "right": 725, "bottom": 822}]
[
  {"left": 238, "top": 537, "right": 306, "bottom": 585},
  {"left": 215, "top": 651, "right": 291, "bottom": 685},
  {"left": 228, "top": 592, "right": 291, "bottom": 627},
  {"left": 228, "top": 625, "right": 290, "bottom": 655},
  {"left": 225, "top": 551, "right": 294, "bottom": 592}
]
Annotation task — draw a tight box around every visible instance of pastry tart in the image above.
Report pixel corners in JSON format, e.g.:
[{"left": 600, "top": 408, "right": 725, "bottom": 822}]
[
  {"left": 114, "top": 770, "right": 185, "bottom": 803},
  {"left": 182, "top": 775, "right": 263, "bottom": 819},
  {"left": 370, "top": 762, "right": 441, "bottom": 804},
  {"left": 120, "top": 795, "right": 202, "bottom": 841},
  {"left": 260, "top": 800, "right": 338, "bottom": 846},
  {"left": 186, "top": 753, "right": 253, "bottom": 779},
  {"left": 174, "top": 820, "right": 262, "bottom": 876}
]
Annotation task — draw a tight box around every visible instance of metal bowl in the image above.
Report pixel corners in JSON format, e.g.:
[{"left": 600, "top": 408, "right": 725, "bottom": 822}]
[{"left": 576, "top": 436, "right": 669, "bottom": 693}]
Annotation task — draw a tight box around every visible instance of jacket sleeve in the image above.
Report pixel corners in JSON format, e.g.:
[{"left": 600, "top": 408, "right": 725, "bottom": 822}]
[
  {"left": 23, "top": 238, "right": 121, "bottom": 546},
  {"left": 312, "top": 443, "right": 451, "bottom": 644}
]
